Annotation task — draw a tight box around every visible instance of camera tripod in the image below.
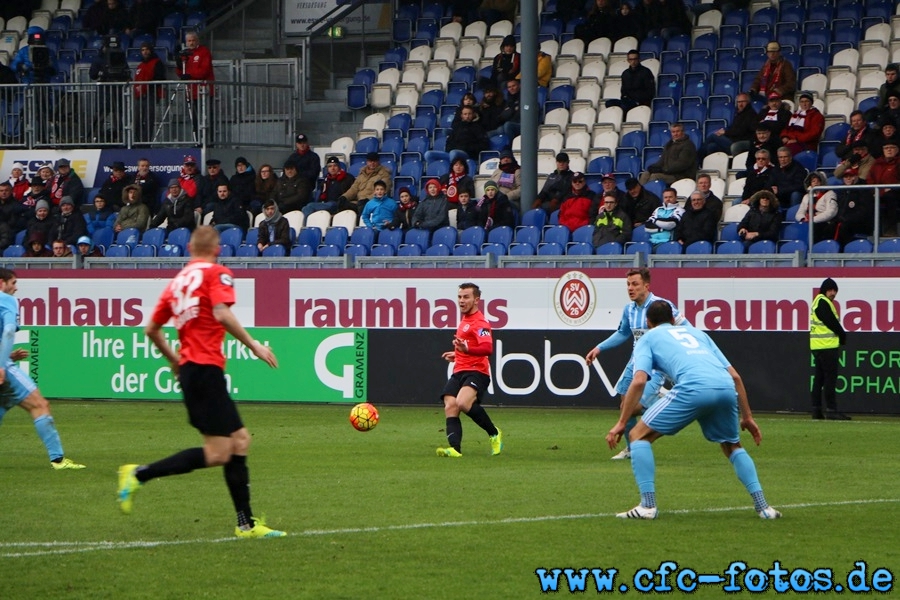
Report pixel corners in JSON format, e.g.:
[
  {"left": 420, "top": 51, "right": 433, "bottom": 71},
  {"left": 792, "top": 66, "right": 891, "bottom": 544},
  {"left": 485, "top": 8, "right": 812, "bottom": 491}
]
[{"left": 152, "top": 82, "right": 198, "bottom": 144}]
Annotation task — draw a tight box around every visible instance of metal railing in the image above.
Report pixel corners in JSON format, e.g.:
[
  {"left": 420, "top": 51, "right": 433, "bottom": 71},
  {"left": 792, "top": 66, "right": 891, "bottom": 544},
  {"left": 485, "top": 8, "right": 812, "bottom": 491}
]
[{"left": 0, "top": 79, "right": 296, "bottom": 149}]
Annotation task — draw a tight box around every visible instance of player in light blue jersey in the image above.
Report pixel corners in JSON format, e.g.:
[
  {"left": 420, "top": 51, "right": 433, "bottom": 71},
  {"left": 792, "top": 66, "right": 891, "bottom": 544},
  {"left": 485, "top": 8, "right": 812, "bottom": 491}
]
[
  {"left": 585, "top": 267, "right": 685, "bottom": 460},
  {"left": 0, "top": 269, "right": 85, "bottom": 470},
  {"left": 606, "top": 300, "right": 780, "bottom": 520}
]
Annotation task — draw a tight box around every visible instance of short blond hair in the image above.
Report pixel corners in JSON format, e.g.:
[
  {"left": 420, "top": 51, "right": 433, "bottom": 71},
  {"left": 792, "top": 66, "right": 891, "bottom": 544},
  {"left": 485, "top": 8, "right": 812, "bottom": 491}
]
[{"left": 189, "top": 226, "right": 220, "bottom": 256}]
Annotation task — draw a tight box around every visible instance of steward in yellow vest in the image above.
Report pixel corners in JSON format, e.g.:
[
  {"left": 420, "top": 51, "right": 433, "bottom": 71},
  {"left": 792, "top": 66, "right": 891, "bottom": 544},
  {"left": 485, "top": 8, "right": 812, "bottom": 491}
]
[{"left": 809, "top": 277, "right": 849, "bottom": 420}]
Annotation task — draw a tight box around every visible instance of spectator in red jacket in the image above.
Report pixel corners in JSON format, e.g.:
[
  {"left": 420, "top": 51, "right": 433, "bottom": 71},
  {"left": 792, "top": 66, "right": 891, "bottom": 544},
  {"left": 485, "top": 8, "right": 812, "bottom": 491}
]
[
  {"left": 558, "top": 172, "right": 597, "bottom": 232},
  {"left": 780, "top": 93, "right": 824, "bottom": 155},
  {"left": 175, "top": 30, "right": 214, "bottom": 141}
]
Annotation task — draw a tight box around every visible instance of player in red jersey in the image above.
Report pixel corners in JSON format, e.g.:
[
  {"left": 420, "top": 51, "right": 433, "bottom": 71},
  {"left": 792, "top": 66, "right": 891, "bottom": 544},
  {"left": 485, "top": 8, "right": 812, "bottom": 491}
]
[
  {"left": 436, "top": 282, "right": 503, "bottom": 458},
  {"left": 116, "top": 226, "right": 286, "bottom": 538}
]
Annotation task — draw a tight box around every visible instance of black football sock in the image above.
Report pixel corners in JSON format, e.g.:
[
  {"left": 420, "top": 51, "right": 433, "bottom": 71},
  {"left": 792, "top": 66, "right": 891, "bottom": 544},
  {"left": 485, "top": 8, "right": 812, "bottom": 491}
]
[
  {"left": 136, "top": 447, "right": 206, "bottom": 482},
  {"left": 224, "top": 455, "right": 253, "bottom": 528},
  {"left": 464, "top": 403, "right": 498, "bottom": 437},
  {"left": 446, "top": 417, "right": 462, "bottom": 453}
]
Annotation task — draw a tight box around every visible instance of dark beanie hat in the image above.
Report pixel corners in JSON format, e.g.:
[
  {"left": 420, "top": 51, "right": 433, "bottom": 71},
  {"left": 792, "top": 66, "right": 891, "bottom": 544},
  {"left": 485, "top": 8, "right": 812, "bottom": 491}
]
[{"left": 820, "top": 278, "right": 838, "bottom": 294}]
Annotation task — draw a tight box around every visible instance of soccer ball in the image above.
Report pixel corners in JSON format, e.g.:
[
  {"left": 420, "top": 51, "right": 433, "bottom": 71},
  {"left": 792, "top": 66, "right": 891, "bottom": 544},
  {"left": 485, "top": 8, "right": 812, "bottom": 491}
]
[{"left": 349, "top": 403, "right": 379, "bottom": 432}]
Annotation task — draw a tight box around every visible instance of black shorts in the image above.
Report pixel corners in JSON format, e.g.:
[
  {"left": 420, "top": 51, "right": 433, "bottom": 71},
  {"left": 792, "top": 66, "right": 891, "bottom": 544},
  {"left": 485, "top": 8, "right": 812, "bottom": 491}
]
[
  {"left": 179, "top": 362, "right": 244, "bottom": 437},
  {"left": 440, "top": 371, "right": 491, "bottom": 404}
]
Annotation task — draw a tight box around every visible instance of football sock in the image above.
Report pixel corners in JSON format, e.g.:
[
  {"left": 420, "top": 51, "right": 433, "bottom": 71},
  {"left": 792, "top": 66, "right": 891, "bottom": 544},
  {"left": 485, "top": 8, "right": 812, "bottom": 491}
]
[
  {"left": 729, "top": 448, "right": 768, "bottom": 511},
  {"left": 630, "top": 440, "right": 656, "bottom": 507},
  {"left": 464, "top": 403, "right": 498, "bottom": 437},
  {"left": 33, "top": 415, "right": 64, "bottom": 462},
  {"left": 624, "top": 416, "right": 637, "bottom": 450},
  {"left": 224, "top": 455, "right": 253, "bottom": 528},
  {"left": 137, "top": 447, "right": 206, "bottom": 483},
  {"left": 446, "top": 417, "right": 462, "bottom": 452}
]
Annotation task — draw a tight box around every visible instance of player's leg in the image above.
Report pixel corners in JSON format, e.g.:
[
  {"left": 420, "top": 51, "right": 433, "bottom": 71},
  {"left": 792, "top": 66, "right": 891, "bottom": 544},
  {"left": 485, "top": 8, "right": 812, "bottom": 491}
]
[
  {"left": 702, "top": 391, "right": 781, "bottom": 519},
  {"left": 613, "top": 361, "right": 637, "bottom": 459},
  {"left": 454, "top": 373, "right": 502, "bottom": 455},
  {"left": 223, "top": 426, "right": 284, "bottom": 538},
  {"left": 12, "top": 367, "right": 84, "bottom": 469},
  {"left": 617, "top": 419, "right": 663, "bottom": 518},
  {"left": 437, "top": 374, "right": 464, "bottom": 456}
]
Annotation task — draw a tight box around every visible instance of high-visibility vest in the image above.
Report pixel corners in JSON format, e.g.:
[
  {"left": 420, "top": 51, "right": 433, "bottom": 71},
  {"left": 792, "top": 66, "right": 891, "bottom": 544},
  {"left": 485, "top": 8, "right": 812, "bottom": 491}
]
[{"left": 810, "top": 294, "right": 840, "bottom": 350}]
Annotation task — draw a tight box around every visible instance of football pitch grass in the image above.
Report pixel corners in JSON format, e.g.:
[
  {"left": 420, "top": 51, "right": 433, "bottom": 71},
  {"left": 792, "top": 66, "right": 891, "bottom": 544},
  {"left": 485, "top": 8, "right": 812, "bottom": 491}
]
[{"left": 1, "top": 401, "right": 898, "bottom": 599}]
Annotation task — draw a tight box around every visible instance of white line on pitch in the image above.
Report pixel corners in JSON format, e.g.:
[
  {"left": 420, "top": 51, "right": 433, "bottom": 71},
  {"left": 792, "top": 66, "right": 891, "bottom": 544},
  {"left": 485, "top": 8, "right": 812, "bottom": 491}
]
[{"left": 2, "top": 498, "right": 898, "bottom": 558}]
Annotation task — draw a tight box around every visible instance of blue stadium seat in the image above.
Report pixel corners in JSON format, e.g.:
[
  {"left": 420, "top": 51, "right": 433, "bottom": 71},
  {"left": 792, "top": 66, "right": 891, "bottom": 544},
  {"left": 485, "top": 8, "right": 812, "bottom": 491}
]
[
  {"left": 521, "top": 209, "right": 548, "bottom": 229},
  {"left": 685, "top": 240, "right": 713, "bottom": 254},
  {"left": 459, "top": 226, "right": 486, "bottom": 248},
  {"left": 588, "top": 156, "right": 615, "bottom": 175},
  {"left": 656, "top": 73, "right": 682, "bottom": 102},
  {"left": 624, "top": 241, "right": 652, "bottom": 255},
  {"left": 116, "top": 227, "right": 141, "bottom": 249},
  {"left": 748, "top": 240, "right": 776, "bottom": 253},
  {"left": 779, "top": 240, "right": 807, "bottom": 254},
  {"left": 716, "top": 240, "right": 745, "bottom": 254},
  {"left": 719, "top": 223, "right": 741, "bottom": 242},
  {"left": 618, "top": 131, "right": 646, "bottom": 155},
  {"left": 811, "top": 239, "right": 840, "bottom": 254},
  {"left": 425, "top": 243, "right": 451, "bottom": 256},
  {"left": 508, "top": 242, "right": 535, "bottom": 255},
  {"left": 3, "top": 245, "right": 25, "bottom": 258},
  {"left": 479, "top": 242, "right": 505, "bottom": 256},
  {"left": 654, "top": 241, "right": 683, "bottom": 255},
  {"left": 487, "top": 226, "right": 513, "bottom": 250},
  {"left": 316, "top": 244, "right": 343, "bottom": 257},
  {"left": 105, "top": 244, "right": 130, "bottom": 258},
  {"left": 566, "top": 242, "right": 593, "bottom": 255},
  {"left": 158, "top": 244, "right": 183, "bottom": 257},
  {"left": 718, "top": 26, "right": 744, "bottom": 52},
  {"left": 543, "top": 225, "right": 570, "bottom": 247},
  {"left": 290, "top": 244, "right": 315, "bottom": 257},
  {"left": 515, "top": 226, "right": 541, "bottom": 248},
  {"left": 595, "top": 242, "right": 621, "bottom": 255},
  {"left": 844, "top": 239, "right": 873, "bottom": 253},
  {"left": 537, "top": 242, "right": 564, "bottom": 256},
  {"left": 262, "top": 244, "right": 287, "bottom": 257}
]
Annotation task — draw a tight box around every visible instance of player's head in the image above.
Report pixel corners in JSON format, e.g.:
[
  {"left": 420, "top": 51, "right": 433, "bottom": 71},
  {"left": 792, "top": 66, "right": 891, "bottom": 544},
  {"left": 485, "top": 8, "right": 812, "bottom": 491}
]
[
  {"left": 458, "top": 282, "right": 481, "bottom": 314},
  {"left": 646, "top": 300, "right": 675, "bottom": 328},
  {"left": 625, "top": 267, "right": 651, "bottom": 302},
  {"left": 188, "top": 225, "right": 221, "bottom": 260},
  {"left": 0, "top": 268, "right": 18, "bottom": 295}
]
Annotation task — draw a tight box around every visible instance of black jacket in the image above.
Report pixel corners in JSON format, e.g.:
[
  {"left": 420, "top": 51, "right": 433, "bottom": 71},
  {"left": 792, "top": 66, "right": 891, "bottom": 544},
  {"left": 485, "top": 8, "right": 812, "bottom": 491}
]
[{"left": 676, "top": 204, "right": 718, "bottom": 246}]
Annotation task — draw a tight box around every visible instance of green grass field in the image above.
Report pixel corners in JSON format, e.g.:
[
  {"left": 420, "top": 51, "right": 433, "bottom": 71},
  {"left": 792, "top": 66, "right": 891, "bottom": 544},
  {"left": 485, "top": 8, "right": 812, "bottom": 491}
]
[{"left": 1, "top": 401, "right": 897, "bottom": 599}]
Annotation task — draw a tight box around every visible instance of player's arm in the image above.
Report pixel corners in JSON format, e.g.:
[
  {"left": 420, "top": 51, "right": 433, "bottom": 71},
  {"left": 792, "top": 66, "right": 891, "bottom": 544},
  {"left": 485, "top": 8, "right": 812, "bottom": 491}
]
[
  {"left": 606, "top": 369, "right": 649, "bottom": 448},
  {"left": 212, "top": 303, "right": 278, "bottom": 368},
  {"left": 587, "top": 312, "right": 631, "bottom": 362},
  {"left": 728, "top": 365, "right": 761, "bottom": 445},
  {"left": 0, "top": 321, "right": 16, "bottom": 385},
  {"left": 145, "top": 319, "right": 181, "bottom": 374}
]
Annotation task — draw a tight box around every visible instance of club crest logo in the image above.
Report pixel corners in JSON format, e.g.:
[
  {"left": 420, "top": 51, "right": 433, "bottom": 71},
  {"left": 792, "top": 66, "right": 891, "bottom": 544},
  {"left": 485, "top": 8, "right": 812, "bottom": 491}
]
[{"left": 554, "top": 271, "right": 596, "bottom": 326}]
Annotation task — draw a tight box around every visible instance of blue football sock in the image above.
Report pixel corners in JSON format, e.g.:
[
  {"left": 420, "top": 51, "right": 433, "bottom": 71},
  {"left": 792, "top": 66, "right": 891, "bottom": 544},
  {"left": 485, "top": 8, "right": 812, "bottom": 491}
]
[
  {"left": 33, "top": 415, "right": 64, "bottom": 462},
  {"left": 729, "top": 448, "right": 768, "bottom": 511},
  {"left": 630, "top": 440, "right": 656, "bottom": 507}
]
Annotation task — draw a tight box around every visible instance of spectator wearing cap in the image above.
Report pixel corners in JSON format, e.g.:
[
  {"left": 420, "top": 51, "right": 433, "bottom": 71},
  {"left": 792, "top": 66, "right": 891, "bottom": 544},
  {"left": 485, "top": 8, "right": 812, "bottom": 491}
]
[
  {"left": 150, "top": 178, "right": 196, "bottom": 233},
  {"left": 780, "top": 93, "right": 824, "bottom": 155},
  {"left": 413, "top": 178, "right": 450, "bottom": 232},
  {"left": 882, "top": 93, "right": 900, "bottom": 129},
  {"left": 869, "top": 118, "right": 900, "bottom": 158},
  {"left": 50, "top": 158, "right": 85, "bottom": 207},
  {"left": 175, "top": 30, "right": 215, "bottom": 140},
  {"left": 599, "top": 172, "right": 630, "bottom": 215},
  {"left": 84, "top": 191, "right": 118, "bottom": 235},
  {"left": 534, "top": 152, "right": 574, "bottom": 214},
  {"left": 76, "top": 235, "right": 103, "bottom": 258},
  {"left": 475, "top": 180, "right": 515, "bottom": 231},
  {"left": 869, "top": 139, "right": 900, "bottom": 236},
  {"left": 178, "top": 155, "right": 200, "bottom": 203},
  {"left": 489, "top": 149, "right": 521, "bottom": 205},
  {"left": 99, "top": 161, "right": 131, "bottom": 212},
  {"left": 272, "top": 162, "right": 308, "bottom": 214},
  {"left": 446, "top": 106, "right": 490, "bottom": 165},
  {"left": 303, "top": 156, "right": 355, "bottom": 217},
  {"left": 338, "top": 152, "right": 392, "bottom": 215},
  {"left": 834, "top": 140, "right": 875, "bottom": 183},
  {"left": 23, "top": 176, "right": 51, "bottom": 209},
  {"left": 639, "top": 122, "right": 698, "bottom": 186},
  {"left": 834, "top": 167, "right": 875, "bottom": 246},
  {"left": 229, "top": 156, "right": 258, "bottom": 215},
  {"left": 770, "top": 146, "right": 808, "bottom": 206},
  {"left": 487, "top": 35, "right": 520, "bottom": 90},
  {"left": 38, "top": 164, "right": 55, "bottom": 187},
  {"left": 27, "top": 199, "right": 54, "bottom": 243},
  {"left": 624, "top": 178, "right": 661, "bottom": 227},
  {"left": 702, "top": 93, "right": 757, "bottom": 159},
  {"left": 131, "top": 158, "right": 160, "bottom": 215},
  {"left": 558, "top": 172, "right": 596, "bottom": 233},
  {"left": 592, "top": 190, "right": 632, "bottom": 248},
  {"left": 744, "top": 122, "right": 782, "bottom": 176},
  {"left": 749, "top": 41, "right": 796, "bottom": 101},
  {"left": 8, "top": 163, "right": 29, "bottom": 201},
  {"left": 835, "top": 110, "right": 873, "bottom": 161},
  {"left": 605, "top": 50, "right": 655, "bottom": 113},
  {"left": 198, "top": 158, "right": 230, "bottom": 215},
  {"left": 51, "top": 196, "right": 87, "bottom": 245},
  {"left": 114, "top": 185, "right": 150, "bottom": 233},
  {"left": 285, "top": 133, "right": 322, "bottom": 192},
  {"left": 757, "top": 93, "right": 791, "bottom": 136},
  {"left": 133, "top": 40, "right": 166, "bottom": 144}
]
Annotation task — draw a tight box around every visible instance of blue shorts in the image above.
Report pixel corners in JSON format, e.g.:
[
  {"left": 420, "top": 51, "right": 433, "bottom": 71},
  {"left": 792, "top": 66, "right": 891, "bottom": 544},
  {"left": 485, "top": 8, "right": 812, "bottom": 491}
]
[
  {"left": 641, "top": 386, "right": 739, "bottom": 443},
  {"left": 615, "top": 358, "right": 666, "bottom": 408},
  {"left": 0, "top": 364, "right": 38, "bottom": 423}
]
